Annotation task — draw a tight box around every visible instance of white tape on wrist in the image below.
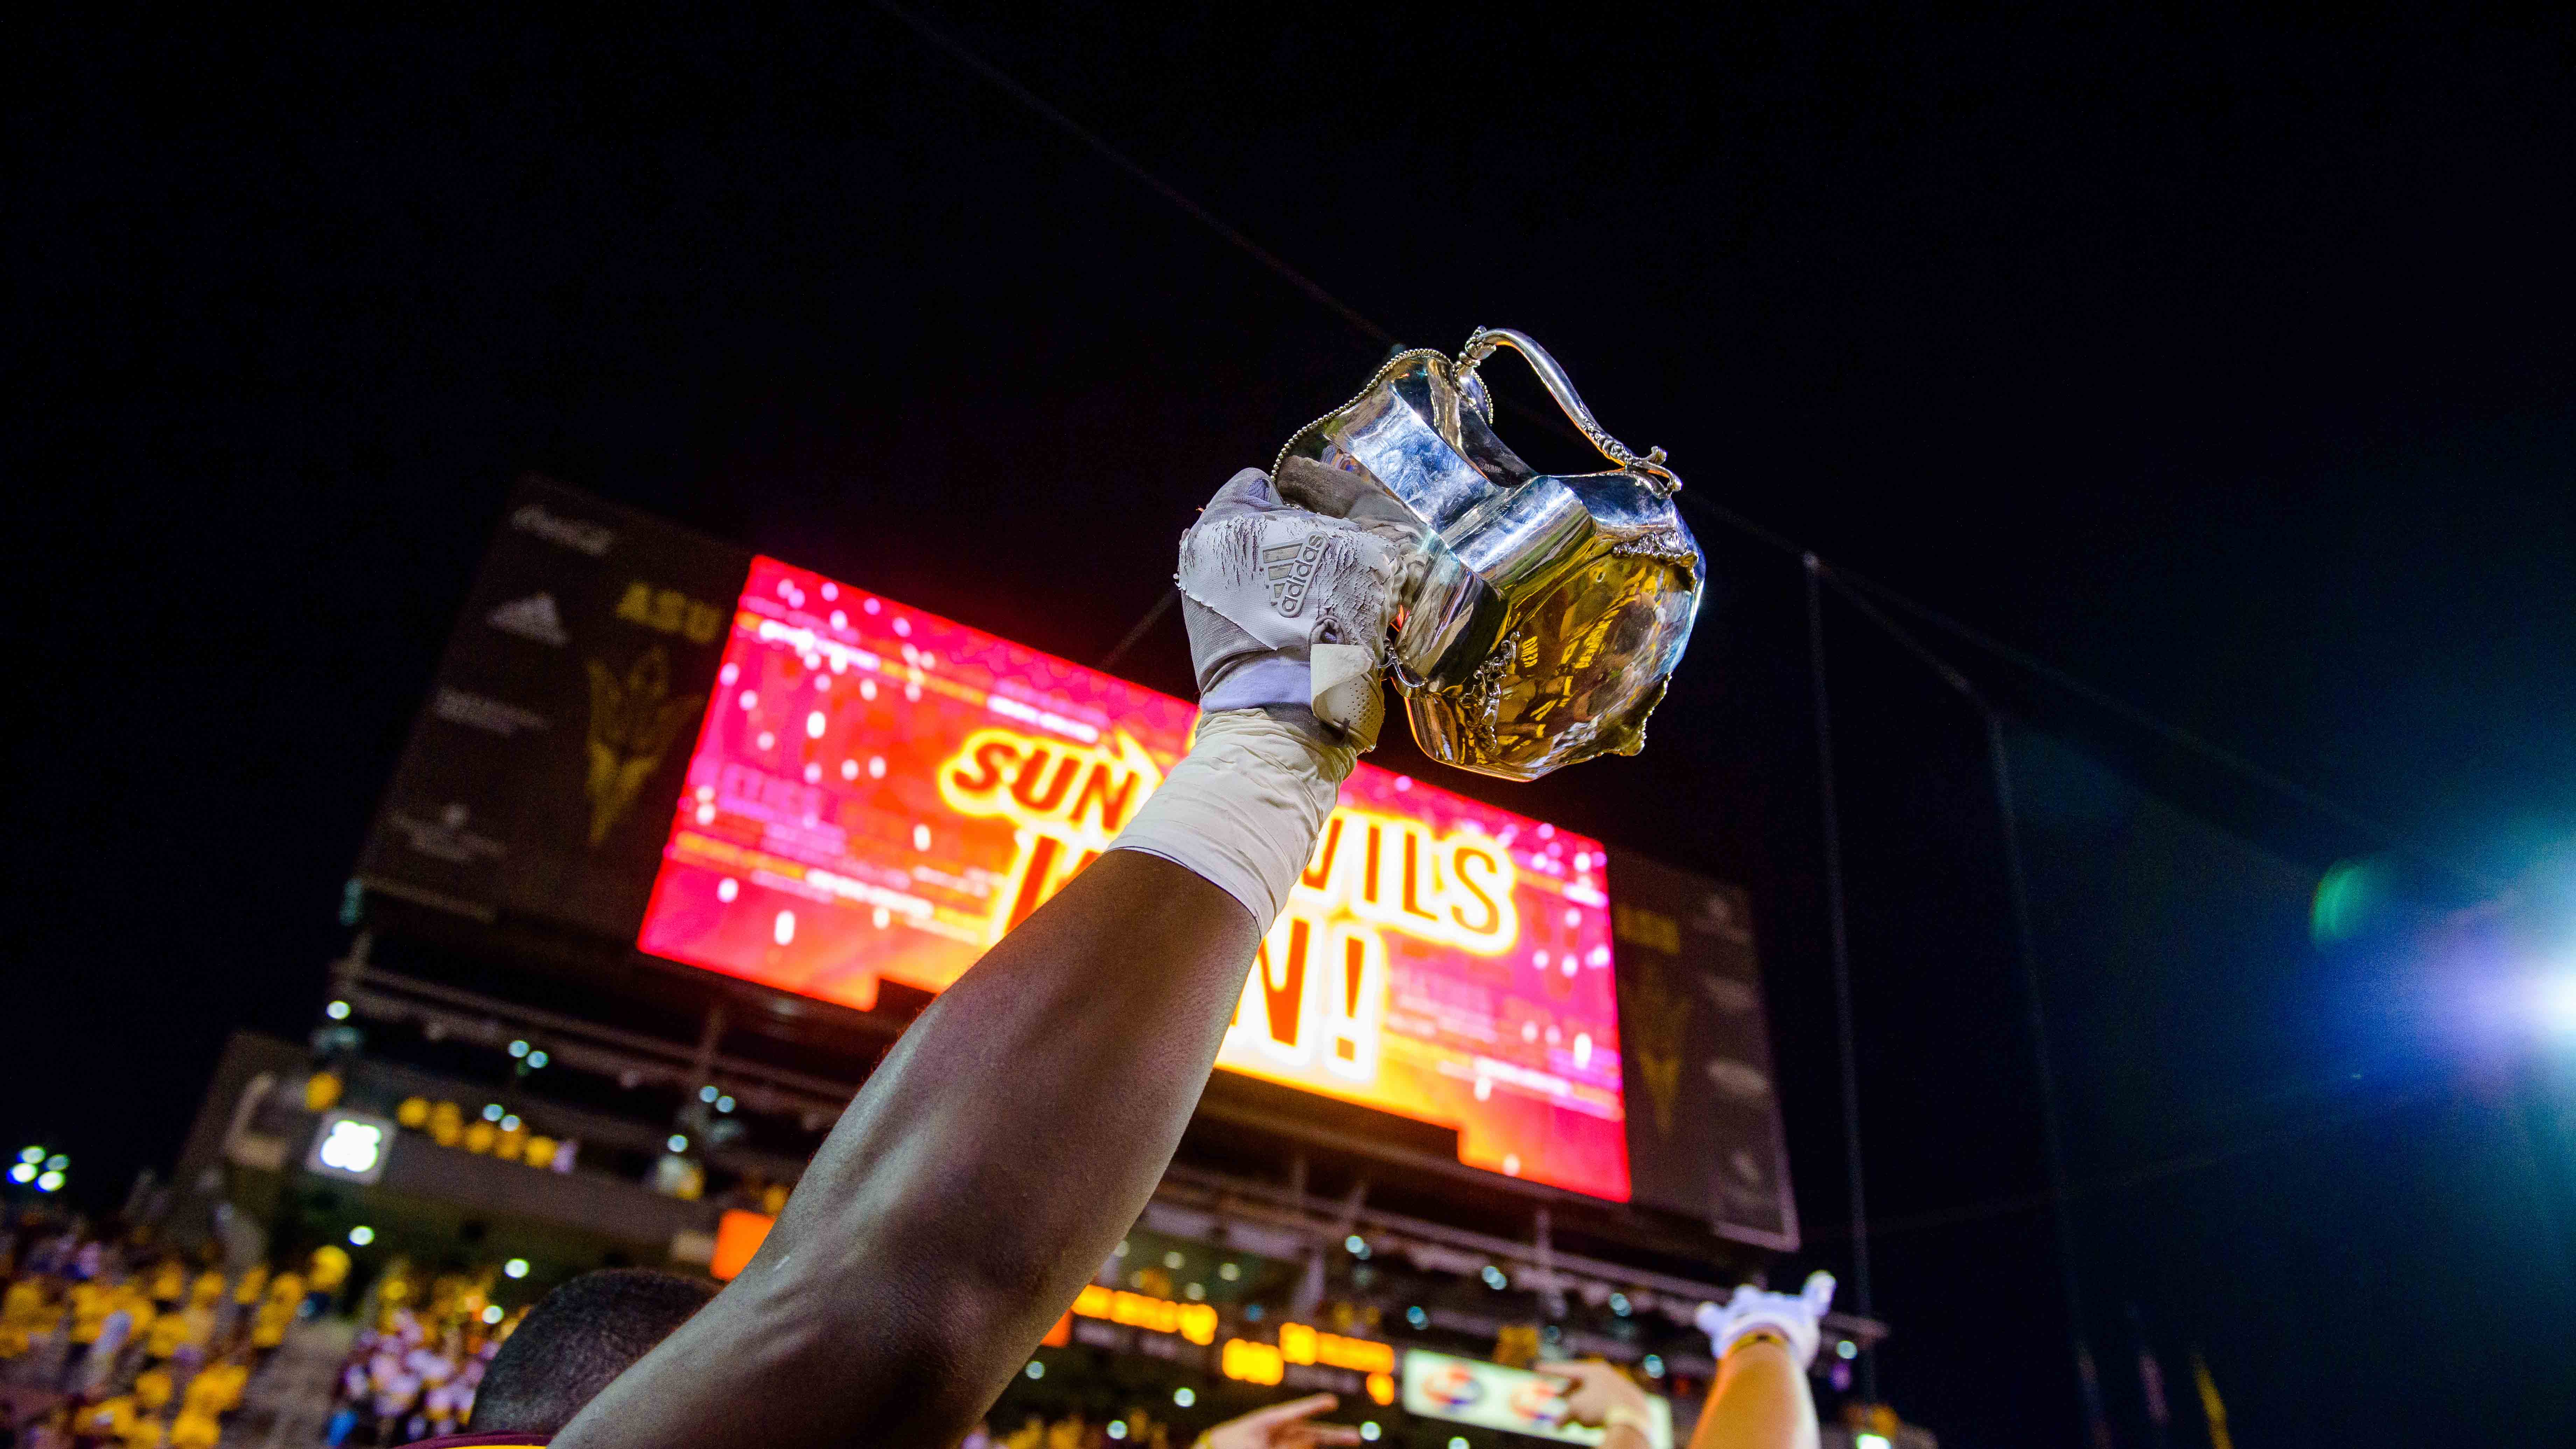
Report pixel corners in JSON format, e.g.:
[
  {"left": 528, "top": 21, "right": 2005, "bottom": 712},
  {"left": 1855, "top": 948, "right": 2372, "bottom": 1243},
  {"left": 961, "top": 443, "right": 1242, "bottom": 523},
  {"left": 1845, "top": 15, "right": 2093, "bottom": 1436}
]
[{"left": 1106, "top": 709, "right": 1355, "bottom": 934}]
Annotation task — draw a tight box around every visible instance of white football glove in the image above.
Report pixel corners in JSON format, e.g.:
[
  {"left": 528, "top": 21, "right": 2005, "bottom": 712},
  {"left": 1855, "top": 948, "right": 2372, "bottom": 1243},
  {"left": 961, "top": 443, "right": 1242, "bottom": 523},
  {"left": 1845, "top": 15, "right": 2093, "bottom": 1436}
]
[
  {"left": 1694, "top": 1270, "right": 1837, "bottom": 1369},
  {"left": 1175, "top": 461, "right": 1403, "bottom": 748}
]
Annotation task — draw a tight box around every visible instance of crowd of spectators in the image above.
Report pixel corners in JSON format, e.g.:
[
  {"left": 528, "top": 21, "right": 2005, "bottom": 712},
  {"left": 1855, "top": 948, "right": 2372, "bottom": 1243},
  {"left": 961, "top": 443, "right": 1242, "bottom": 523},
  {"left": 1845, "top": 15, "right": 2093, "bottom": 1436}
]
[
  {"left": 0, "top": 1212, "right": 542, "bottom": 1449},
  {"left": 0, "top": 1211, "right": 331, "bottom": 1449},
  {"left": 314, "top": 1264, "right": 527, "bottom": 1448}
]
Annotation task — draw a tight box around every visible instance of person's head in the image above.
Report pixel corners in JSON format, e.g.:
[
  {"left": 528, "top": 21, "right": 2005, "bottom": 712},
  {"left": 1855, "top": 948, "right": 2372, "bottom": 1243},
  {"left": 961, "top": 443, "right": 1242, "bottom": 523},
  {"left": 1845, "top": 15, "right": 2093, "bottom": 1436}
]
[{"left": 467, "top": 1268, "right": 717, "bottom": 1435}]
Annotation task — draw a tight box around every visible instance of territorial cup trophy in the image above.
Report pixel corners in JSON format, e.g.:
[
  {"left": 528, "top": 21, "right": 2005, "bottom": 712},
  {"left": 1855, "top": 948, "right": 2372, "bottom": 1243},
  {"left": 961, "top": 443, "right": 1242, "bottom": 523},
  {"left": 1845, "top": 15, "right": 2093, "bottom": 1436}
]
[{"left": 1274, "top": 328, "right": 1704, "bottom": 780}]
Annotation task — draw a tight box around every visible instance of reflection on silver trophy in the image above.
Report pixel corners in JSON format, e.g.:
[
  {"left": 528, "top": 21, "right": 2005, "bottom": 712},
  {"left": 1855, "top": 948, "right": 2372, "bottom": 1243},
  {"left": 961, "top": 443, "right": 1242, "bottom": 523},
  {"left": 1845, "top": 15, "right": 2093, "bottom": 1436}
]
[{"left": 1275, "top": 328, "right": 1704, "bottom": 779}]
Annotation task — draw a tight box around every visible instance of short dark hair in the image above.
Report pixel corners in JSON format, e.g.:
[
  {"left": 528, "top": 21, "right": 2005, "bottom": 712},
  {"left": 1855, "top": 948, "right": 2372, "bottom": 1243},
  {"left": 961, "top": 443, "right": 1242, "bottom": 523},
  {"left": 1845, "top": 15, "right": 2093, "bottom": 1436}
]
[{"left": 469, "top": 1268, "right": 718, "bottom": 1434}]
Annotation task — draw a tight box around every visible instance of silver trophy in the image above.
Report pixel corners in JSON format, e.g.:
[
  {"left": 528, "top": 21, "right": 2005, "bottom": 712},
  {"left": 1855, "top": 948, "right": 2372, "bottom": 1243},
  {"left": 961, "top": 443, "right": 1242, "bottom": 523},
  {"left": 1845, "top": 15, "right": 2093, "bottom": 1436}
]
[{"left": 1274, "top": 328, "right": 1703, "bottom": 780}]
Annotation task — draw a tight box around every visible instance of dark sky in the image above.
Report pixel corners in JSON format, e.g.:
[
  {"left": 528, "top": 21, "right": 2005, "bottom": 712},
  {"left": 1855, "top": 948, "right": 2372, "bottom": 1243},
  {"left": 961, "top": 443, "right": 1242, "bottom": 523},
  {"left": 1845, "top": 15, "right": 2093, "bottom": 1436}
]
[{"left": 11, "top": 6, "right": 2575, "bottom": 1445}]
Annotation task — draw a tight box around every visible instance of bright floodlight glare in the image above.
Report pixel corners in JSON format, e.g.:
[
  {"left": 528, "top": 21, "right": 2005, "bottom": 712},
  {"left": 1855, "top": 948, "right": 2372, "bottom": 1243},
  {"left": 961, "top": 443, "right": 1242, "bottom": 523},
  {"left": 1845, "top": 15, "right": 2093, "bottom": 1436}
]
[
  {"left": 2540, "top": 974, "right": 2576, "bottom": 1033},
  {"left": 504, "top": 1258, "right": 529, "bottom": 1278},
  {"left": 348, "top": 1225, "right": 375, "bottom": 1246},
  {"left": 7, "top": 1164, "right": 32, "bottom": 1184},
  {"left": 36, "top": 1171, "right": 64, "bottom": 1192}
]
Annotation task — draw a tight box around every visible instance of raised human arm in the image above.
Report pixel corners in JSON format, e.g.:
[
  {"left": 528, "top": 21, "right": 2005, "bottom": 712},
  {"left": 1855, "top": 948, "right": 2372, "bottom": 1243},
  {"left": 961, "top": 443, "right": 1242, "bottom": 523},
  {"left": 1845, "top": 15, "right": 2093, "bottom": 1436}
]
[
  {"left": 555, "top": 469, "right": 1395, "bottom": 1449},
  {"left": 1687, "top": 1272, "right": 1835, "bottom": 1449}
]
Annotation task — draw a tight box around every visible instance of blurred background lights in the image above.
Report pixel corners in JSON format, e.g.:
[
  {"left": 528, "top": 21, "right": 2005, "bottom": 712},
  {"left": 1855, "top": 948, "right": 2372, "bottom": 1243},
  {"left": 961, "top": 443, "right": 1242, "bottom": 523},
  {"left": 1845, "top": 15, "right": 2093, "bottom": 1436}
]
[
  {"left": 1359, "top": 1426, "right": 1379, "bottom": 1442},
  {"left": 504, "top": 1258, "right": 529, "bottom": 1278},
  {"left": 347, "top": 1225, "right": 375, "bottom": 1245},
  {"left": 46, "top": 1156, "right": 67, "bottom": 1172},
  {"left": 1344, "top": 1234, "right": 1369, "bottom": 1256},
  {"left": 1837, "top": 1339, "right": 1860, "bottom": 1359},
  {"left": 35, "top": 1172, "right": 63, "bottom": 1192},
  {"left": 667, "top": 1134, "right": 689, "bottom": 1153},
  {"left": 526, "top": 1050, "right": 548, "bottom": 1068},
  {"left": 1105, "top": 1423, "right": 1127, "bottom": 1441},
  {"left": 1450, "top": 1438, "right": 1469, "bottom": 1449},
  {"left": 1641, "top": 1354, "right": 1664, "bottom": 1378},
  {"left": 508, "top": 1040, "right": 528, "bottom": 1058},
  {"left": 1856, "top": 1435, "right": 1892, "bottom": 1449},
  {"left": 1024, "top": 1361, "right": 1044, "bottom": 1380},
  {"left": 482, "top": 1104, "right": 503, "bottom": 1121},
  {"left": 2310, "top": 856, "right": 2395, "bottom": 945},
  {"left": 482, "top": 1304, "right": 504, "bottom": 1324},
  {"left": 1172, "top": 1387, "right": 1195, "bottom": 1407},
  {"left": 1405, "top": 1306, "right": 1428, "bottom": 1328},
  {"left": 16, "top": 1147, "right": 40, "bottom": 1163},
  {"left": 1480, "top": 1264, "right": 1509, "bottom": 1289},
  {"left": 324, "top": 1000, "right": 351, "bottom": 1020},
  {"left": 700, "top": 1085, "right": 719, "bottom": 1103},
  {"left": 6, "top": 1164, "right": 31, "bottom": 1185}
]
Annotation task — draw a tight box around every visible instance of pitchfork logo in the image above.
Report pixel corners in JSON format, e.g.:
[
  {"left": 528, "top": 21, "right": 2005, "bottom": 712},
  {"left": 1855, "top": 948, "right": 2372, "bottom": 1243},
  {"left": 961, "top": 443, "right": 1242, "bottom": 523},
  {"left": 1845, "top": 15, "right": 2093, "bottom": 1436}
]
[{"left": 1262, "top": 535, "right": 1331, "bottom": 617}]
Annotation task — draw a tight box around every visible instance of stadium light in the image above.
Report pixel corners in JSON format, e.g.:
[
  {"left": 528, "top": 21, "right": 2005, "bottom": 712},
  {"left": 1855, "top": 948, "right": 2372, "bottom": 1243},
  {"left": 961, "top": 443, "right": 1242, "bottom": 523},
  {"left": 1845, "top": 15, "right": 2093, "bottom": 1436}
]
[
  {"left": 36, "top": 1171, "right": 65, "bottom": 1192},
  {"left": 2539, "top": 973, "right": 2576, "bottom": 1034},
  {"left": 6, "top": 1164, "right": 31, "bottom": 1185}
]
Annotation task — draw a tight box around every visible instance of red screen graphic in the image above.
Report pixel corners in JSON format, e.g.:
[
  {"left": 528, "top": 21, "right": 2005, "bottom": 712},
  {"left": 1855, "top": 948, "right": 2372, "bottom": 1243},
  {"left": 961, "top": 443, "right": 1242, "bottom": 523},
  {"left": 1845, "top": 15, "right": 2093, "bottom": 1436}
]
[{"left": 638, "top": 556, "right": 1628, "bottom": 1199}]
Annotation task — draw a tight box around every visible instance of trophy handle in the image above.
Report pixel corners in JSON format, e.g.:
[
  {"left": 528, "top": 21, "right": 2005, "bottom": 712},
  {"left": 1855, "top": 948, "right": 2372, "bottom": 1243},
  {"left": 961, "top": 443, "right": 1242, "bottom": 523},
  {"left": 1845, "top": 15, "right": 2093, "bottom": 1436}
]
[{"left": 1455, "top": 327, "right": 1681, "bottom": 495}]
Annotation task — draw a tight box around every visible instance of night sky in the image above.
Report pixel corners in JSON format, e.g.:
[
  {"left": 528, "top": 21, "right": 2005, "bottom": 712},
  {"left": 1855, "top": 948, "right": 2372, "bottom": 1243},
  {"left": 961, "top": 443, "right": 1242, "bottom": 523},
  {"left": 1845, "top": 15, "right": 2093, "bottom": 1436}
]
[{"left": 11, "top": 7, "right": 2575, "bottom": 1445}]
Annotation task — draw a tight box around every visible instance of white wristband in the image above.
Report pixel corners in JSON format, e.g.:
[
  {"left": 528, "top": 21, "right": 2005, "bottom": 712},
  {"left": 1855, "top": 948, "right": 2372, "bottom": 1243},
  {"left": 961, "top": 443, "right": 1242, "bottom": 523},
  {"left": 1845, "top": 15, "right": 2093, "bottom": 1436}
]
[{"left": 1107, "top": 708, "right": 1354, "bottom": 933}]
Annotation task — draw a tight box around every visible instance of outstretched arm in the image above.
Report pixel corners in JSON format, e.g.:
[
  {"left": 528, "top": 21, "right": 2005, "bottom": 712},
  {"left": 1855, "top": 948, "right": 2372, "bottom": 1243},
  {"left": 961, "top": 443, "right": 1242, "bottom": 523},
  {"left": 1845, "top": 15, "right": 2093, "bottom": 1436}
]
[{"left": 556, "top": 468, "right": 1397, "bottom": 1449}]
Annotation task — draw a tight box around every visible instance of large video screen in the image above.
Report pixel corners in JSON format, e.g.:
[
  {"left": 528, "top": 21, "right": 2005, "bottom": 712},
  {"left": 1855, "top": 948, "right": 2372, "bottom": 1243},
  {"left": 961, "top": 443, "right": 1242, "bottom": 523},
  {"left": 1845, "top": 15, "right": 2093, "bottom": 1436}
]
[{"left": 637, "top": 556, "right": 1630, "bottom": 1200}]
